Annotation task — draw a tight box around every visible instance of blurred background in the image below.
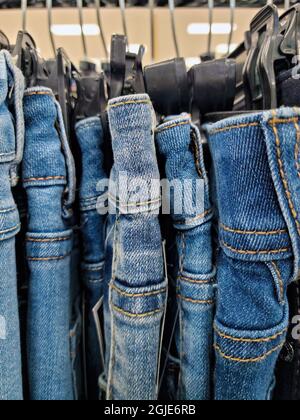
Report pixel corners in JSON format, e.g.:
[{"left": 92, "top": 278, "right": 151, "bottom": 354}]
[{"left": 0, "top": 1, "right": 292, "bottom": 66}]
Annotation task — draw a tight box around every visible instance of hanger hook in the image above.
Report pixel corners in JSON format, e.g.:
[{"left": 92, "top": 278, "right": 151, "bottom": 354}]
[
  {"left": 21, "top": 0, "right": 27, "bottom": 32},
  {"left": 207, "top": 0, "right": 214, "bottom": 57},
  {"left": 227, "top": 0, "right": 236, "bottom": 56},
  {"left": 119, "top": 0, "right": 129, "bottom": 47},
  {"left": 47, "top": 0, "right": 56, "bottom": 57},
  {"left": 95, "top": 0, "right": 108, "bottom": 60},
  {"left": 149, "top": 0, "right": 155, "bottom": 63},
  {"left": 168, "top": 0, "right": 180, "bottom": 58},
  {"left": 77, "top": 0, "right": 88, "bottom": 59}
]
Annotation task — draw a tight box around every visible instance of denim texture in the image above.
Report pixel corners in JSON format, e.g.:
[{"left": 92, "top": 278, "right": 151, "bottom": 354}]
[
  {"left": 0, "top": 51, "right": 24, "bottom": 401},
  {"left": 205, "top": 107, "right": 300, "bottom": 400},
  {"left": 156, "top": 115, "right": 215, "bottom": 400},
  {"left": 76, "top": 117, "right": 107, "bottom": 400},
  {"left": 104, "top": 94, "right": 167, "bottom": 400},
  {"left": 23, "top": 87, "right": 76, "bottom": 400}
]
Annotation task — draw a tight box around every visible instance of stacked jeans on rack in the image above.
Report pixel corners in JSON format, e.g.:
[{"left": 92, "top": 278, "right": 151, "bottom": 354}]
[{"left": 1, "top": 48, "right": 300, "bottom": 400}]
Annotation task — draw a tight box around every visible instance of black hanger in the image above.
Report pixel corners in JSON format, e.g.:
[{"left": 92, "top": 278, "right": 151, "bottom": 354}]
[
  {"left": 0, "top": 30, "right": 10, "bottom": 50},
  {"left": 108, "top": 34, "right": 145, "bottom": 99},
  {"left": 144, "top": 58, "right": 189, "bottom": 118},
  {"left": 188, "top": 58, "right": 236, "bottom": 123},
  {"left": 12, "top": 31, "right": 79, "bottom": 140},
  {"left": 243, "top": 4, "right": 280, "bottom": 110}
]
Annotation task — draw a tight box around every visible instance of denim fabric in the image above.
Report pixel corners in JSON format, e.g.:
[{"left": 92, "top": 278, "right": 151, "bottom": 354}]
[
  {"left": 76, "top": 117, "right": 107, "bottom": 400},
  {"left": 205, "top": 107, "right": 300, "bottom": 400},
  {"left": 23, "top": 87, "right": 76, "bottom": 400},
  {"left": 156, "top": 115, "right": 215, "bottom": 400},
  {"left": 0, "top": 51, "right": 24, "bottom": 401},
  {"left": 104, "top": 94, "right": 167, "bottom": 400}
]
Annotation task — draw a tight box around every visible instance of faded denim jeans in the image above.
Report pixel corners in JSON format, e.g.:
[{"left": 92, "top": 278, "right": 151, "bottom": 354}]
[
  {"left": 156, "top": 115, "right": 215, "bottom": 400},
  {"left": 76, "top": 117, "right": 107, "bottom": 400},
  {"left": 23, "top": 87, "right": 76, "bottom": 400},
  {"left": 0, "top": 50, "right": 25, "bottom": 401},
  {"left": 205, "top": 108, "right": 300, "bottom": 400},
  {"left": 104, "top": 94, "right": 167, "bottom": 400}
]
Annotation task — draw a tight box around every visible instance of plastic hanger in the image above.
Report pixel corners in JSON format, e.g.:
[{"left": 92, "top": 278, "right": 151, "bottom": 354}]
[
  {"left": 21, "top": 0, "right": 27, "bottom": 32},
  {"left": 242, "top": 4, "right": 280, "bottom": 110},
  {"left": 109, "top": 34, "right": 145, "bottom": 99},
  {"left": 168, "top": 0, "right": 180, "bottom": 58},
  {"left": 188, "top": 58, "right": 236, "bottom": 123},
  {"left": 144, "top": 58, "right": 189, "bottom": 118},
  {"left": 149, "top": 0, "right": 155, "bottom": 63}
]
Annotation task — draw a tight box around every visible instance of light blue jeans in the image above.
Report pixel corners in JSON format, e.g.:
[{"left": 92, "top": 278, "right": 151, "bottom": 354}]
[
  {"left": 76, "top": 117, "right": 108, "bottom": 400},
  {"left": 104, "top": 94, "right": 167, "bottom": 400},
  {"left": 23, "top": 87, "right": 77, "bottom": 400},
  {"left": 0, "top": 50, "right": 25, "bottom": 401},
  {"left": 205, "top": 108, "right": 300, "bottom": 400},
  {"left": 156, "top": 115, "right": 215, "bottom": 400}
]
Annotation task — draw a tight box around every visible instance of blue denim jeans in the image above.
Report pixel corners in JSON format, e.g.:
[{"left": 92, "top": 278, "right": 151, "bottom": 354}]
[
  {"left": 156, "top": 116, "right": 215, "bottom": 400},
  {"left": 23, "top": 87, "right": 77, "bottom": 400},
  {"left": 104, "top": 94, "right": 167, "bottom": 400},
  {"left": 0, "top": 50, "right": 25, "bottom": 401},
  {"left": 205, "top": 107, "right": 300, "bottom": 400},
  {"left": 75, "top": 117, "right": 107, "bottom": 400}
]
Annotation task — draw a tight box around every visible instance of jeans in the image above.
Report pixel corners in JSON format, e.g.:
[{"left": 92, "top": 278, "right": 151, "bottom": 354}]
[
  {"left": 23, "top": 87, "right": 76, "bottom": 400},
  {"left": 75, "top": 117, "right": 107, "bottom": 400},
  {"left": 104, "top": 94, "right": 167, "bottom": 400},
  {"left": 0, "top": 50, "right": 25, "bottom": 401},
  {"left": 205, "top": 107, "right": 300, "bottom": 400},
  {"left": 156, "top": 115, "right": 215, "bottom": 400}
]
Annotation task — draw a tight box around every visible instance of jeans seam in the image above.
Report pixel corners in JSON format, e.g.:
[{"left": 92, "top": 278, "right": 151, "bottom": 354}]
[
  {"left": 110, "top": 283, "right": 167, "bottom": 298},
  {"left": 109, "top": 100, "right": 151, "bottom": 109},
  {"left": 214, "top": 341, "right": 286, "bottom": 363},
  {"left": 23, "top": 176, "right": 66, "bottom": 183},
  {"left": 156, "top": 121, "right": 190, "bottom": 134},
  {"left": 269, "top": 116, "right": 300, "bottom": 235},
  {"left": 220, "top": 223, "right": 287, "bottom": 236},
  {"left": 180, "top": 275, "right": 212, "bottom": 284},
  {"left": 111, "top": 304, "right": 163, "bottom": 318},
  {"left": 177, "top": 295, "right": 214, "bottom": 305},
  {"left": 175, "top": 209, "right": 212, "bottom": 225},
  {"left": 210, "top": 122, "right": 260, "bottom": 135},
  {"left": 221, "top": 240, "right": 290, "bottom": 255},
  {"left": 294, "top": 121, "right": 300, "bottom": 179},
  {"left": 214, "top": 325, "right": 288, "bottom": 343},
  {"left": 27, "top": 253, "right": 71, "bottom": 261},
  {"left": 26, "top": 236, "right": 71, "bottom": 243}
]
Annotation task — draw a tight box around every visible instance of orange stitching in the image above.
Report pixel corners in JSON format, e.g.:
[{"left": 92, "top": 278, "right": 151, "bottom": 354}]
[
  {"left": 210, "top": 122, "right": 260, "bottom": 135},
  {"left": 25, "top": 91, "right": 53, "bottom": 97},
  {"left": 156, "top": 121, "right": 190, "bottom": 134},
  {"left": 271, "top": 261, "right": 285, "bottom": 303},
  {"left": 214, "top": 325, "right": 287, "bottom": 343},
  {"left": 109, "top": 100, "right": 151, "bottom": 109},
  {"left": 111, "top": 304, "right": 162, "bottom": 318},
  {"left": 110, "top": 283, "right": 166, "bottom": 298},
  {"left": 177, "top": 295, "right": 214, "bottom": 305},
  {"left": 220, "top": 223, "right": 287, "bottom": 236},
  {"left": 269, "top": 118, "right": 299, "bottom": 124},
  {"left": 221, "top": 240, "right": 290, "bottom": 255},
  {"left": 0, "top": 224, "right": 21, "bottom": 235},
  {"left": 269, "top": 116, "right": 300, "bottom": 236},
  {"left": 294, "top": 121, "right": 300, "bottom": 179},
  {"left": 23, "top": 176, "right": 66, "bottom": 183},
  {"left": 27, "top": 253, "right": 71, "bottom": 261},
  {"left": 180, "top": 276, "right": 212, "bottom": 285},
  {"left": 176, "top": 209, "right": 212, "bottom": 225},
  {"left": 26, "top": 236, "right": 71, "bottom": 243},
  {"left": 214, "top": 341, "right": 286, "bottom": 363}
]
